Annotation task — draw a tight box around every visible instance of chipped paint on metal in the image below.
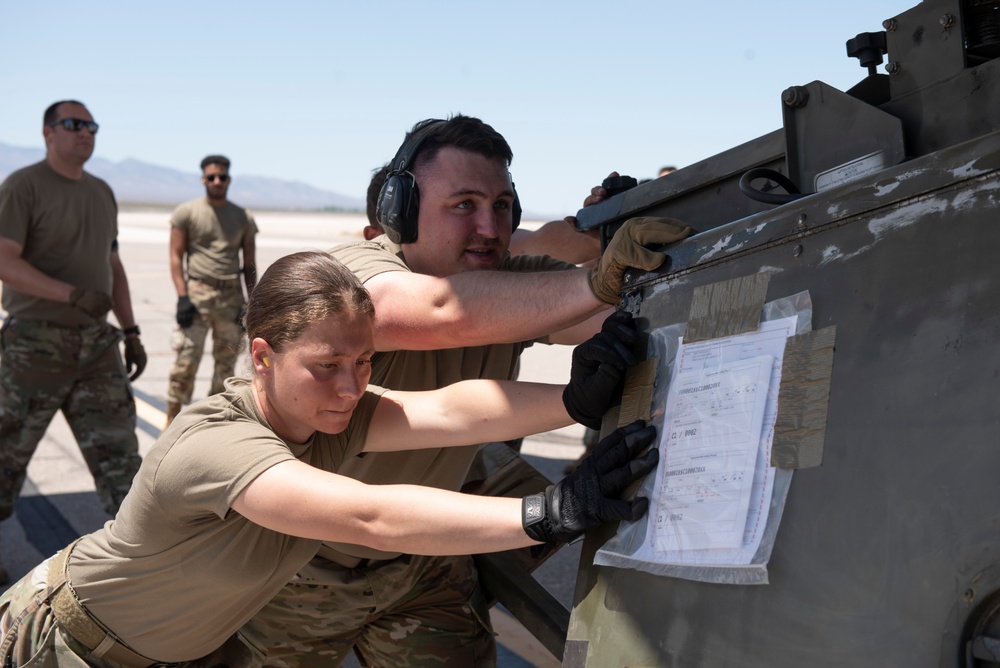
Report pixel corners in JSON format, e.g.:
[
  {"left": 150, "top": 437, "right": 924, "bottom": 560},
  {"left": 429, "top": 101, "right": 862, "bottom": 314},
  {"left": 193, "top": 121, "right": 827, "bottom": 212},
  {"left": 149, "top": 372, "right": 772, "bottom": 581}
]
[
  {"left": 868, "top": 198, "right": 949, "bottom": 238},
  {"left": 873, "top": 181, "right": 901, "bottom": 196},
  {"left": 951, "top": 158, "right": 993, "bottom": 178},
  {"left": 758, "top": 265, "right": 786, "bottom": 275},
  {"left": 826, "top": 201, "right": 852, "bottom": 219},
  {"left": 819, "top": 242, "right": 877, "bottom": 265},
  {"left": 819, "top": 177, "right": 999, "bottom": 266},
  {"left": 702, "top": 234, "right": 736, "bottom": 260}
]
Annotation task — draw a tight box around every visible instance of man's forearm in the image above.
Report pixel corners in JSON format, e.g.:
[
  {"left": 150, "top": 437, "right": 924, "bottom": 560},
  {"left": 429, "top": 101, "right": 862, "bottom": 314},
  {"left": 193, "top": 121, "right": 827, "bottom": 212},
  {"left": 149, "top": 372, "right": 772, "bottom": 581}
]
[
  {"left": 447, "top": 267, "right": 604, "bottom": 340},
  {"left": 368, "top": 267, "right": 605, "bottom": 351},
  {"left": 111, "top": 254, "right": 137, "bottom": 328},
  {"left": 0, "top": 254, "right": 74, "bottom": 303},
  {"left": 242, "top": 242, "right": 257, "bottom": 294},
  {"left": 243, "top": 265, "right": 257, "bottom": 294},
  {"left": 169, "top": 256, "right": 187, "bottom": 296}
]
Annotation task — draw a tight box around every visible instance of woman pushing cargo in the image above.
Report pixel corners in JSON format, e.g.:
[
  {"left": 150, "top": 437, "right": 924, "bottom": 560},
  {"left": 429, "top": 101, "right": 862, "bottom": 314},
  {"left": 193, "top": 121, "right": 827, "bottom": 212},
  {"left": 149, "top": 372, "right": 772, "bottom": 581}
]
[{"left": 0, "top": 250, "right": 657, "bottom": 666}]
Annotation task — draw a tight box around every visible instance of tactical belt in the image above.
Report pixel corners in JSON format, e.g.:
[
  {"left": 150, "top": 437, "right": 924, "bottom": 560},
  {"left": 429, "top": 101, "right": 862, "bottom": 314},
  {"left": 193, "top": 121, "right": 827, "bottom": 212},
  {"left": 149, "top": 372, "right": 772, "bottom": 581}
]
[
  {"left": 189, "top": 276, "right": 240, "bottom": 290},
  {"left": 321, "top": 550, "right": 372, "bottom": 569},
  {"left": 318, "top": 548, "right": 406, "bottom": 571},
  {"left": 46, "top": 539, "right": 162, "bottom": 667}
]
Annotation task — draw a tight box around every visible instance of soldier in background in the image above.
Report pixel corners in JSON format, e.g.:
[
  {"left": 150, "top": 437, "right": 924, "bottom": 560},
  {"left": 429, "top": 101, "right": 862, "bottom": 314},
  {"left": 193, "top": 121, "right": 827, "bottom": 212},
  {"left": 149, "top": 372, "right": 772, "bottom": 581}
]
[
  {"left": 165, "top": 155, "right": 257, "bottom": 426},
  {"left": 0, "top": 100, "right": 146, "bottom": 583}
]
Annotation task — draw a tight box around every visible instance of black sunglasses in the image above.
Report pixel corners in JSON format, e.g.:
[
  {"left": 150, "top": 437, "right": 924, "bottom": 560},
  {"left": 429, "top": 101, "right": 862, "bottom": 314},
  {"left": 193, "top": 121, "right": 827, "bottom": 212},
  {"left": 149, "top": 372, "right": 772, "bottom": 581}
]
[
  {"left": 49, "top": 118, "right": 99, "bottom": 134},
  {"left": 204, "top": 174, "right": 230, "bottom": 183}
]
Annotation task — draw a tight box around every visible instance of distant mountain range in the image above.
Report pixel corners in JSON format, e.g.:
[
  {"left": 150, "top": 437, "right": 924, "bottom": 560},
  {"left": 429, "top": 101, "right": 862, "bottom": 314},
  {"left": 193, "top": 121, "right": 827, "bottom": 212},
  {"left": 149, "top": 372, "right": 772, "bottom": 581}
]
[{"left": 0, "top": 142, "right": 364, "bottom": 212}]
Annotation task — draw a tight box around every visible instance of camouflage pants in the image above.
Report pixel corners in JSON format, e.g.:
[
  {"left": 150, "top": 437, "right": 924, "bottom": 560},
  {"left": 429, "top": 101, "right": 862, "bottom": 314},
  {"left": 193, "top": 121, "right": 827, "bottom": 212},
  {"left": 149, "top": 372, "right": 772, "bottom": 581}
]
[
  {"left": 0, "top": 319, "right": 140, "bottom": 521},
  {"left": 241, "top": 554, "right": 496, "bottom": 668},
  {"left": 0, "top": 557, "right": 92, "bottom": 667},
  {"left": 167, "top": 278, "right": 245, "bottom": 406},
  {"left": 0, "top": 554, "right": 263, "bottom": 667}
]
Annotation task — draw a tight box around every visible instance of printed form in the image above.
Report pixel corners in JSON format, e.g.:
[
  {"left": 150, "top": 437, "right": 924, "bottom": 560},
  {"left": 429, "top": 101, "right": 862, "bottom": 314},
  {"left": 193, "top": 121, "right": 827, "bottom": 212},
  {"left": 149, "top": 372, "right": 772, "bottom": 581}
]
[
  {"left": 644, "top": 316, "right": 797, "bottom": 566},
  {"left": 653, "top": 355, "right": 773, "bottom": 550}
]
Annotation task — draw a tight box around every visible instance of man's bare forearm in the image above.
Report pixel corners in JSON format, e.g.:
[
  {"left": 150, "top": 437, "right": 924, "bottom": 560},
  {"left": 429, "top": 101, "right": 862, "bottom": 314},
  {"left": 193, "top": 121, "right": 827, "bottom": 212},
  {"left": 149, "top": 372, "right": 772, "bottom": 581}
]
[
  {"left": 366, "top": 267, "right": 605, "bottom": 351},
  {"left": 0, "top": 239, "right": 74, "bottom": 303}
]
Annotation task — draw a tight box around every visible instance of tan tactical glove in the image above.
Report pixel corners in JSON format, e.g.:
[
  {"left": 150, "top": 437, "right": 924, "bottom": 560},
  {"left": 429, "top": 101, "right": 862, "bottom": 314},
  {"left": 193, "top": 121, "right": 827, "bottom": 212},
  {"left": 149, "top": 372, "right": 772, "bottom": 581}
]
[
  {"left": 588, "top": 217, "right": 695, "bottom": 304},
  {"left": 69, "top": 287, "right": 114, "bottom": 318}
]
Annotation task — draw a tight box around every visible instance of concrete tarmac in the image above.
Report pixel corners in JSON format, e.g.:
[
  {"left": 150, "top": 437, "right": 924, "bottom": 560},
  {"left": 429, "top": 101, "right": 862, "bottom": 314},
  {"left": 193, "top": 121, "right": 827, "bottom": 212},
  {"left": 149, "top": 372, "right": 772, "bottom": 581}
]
[{"left": 0, "top": 208, "right": 586, "bottom": 667}]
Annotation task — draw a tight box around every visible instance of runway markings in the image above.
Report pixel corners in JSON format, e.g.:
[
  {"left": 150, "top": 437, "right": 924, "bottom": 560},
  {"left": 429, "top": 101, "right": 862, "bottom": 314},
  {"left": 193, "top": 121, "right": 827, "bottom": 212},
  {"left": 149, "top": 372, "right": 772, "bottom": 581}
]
[{"left": 135, "top": 396, "right": 166, "bottom": 435}]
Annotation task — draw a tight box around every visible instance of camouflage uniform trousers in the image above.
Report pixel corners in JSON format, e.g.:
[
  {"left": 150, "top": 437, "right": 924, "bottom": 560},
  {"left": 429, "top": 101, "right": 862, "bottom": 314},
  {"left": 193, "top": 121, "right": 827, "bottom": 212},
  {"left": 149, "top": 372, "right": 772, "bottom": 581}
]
[
  {"left": 167, "top": 278, "right": 245, "bottom": 406},
  {"left": 0, "top": 555, "right": 94, "bottom": 667},
  {"left": 241, "top": 553, "right": 496, "bottom": 668},
  {"left": 0, "top": 319, "right": 141, "bottom": 521},
  {"left": 0, "top": 553, "right": 264, "bottom": 667}
]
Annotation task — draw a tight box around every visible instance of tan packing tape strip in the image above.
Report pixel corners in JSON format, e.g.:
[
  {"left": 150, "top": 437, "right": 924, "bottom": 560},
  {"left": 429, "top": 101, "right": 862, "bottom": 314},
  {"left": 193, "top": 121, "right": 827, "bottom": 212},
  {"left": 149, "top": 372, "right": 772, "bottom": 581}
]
[
  {"left": 772, "top": 326, "right": 837, "bottom": 469},
  {"left": 616, "top": 273, "right": 769, "bottom": 427},
  {"left": 685, "top": 273, "right": 771, "bottom": 343},
  {"left": 617, "top": 356, "right": 658, "bottom": 427}
]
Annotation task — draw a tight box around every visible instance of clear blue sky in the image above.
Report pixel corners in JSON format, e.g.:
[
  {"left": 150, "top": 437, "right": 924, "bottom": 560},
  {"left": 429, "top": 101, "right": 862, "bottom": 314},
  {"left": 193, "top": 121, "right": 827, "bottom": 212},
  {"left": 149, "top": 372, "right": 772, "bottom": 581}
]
[{"left": 1, "top": 1, "right": 912, "bottom": 218}]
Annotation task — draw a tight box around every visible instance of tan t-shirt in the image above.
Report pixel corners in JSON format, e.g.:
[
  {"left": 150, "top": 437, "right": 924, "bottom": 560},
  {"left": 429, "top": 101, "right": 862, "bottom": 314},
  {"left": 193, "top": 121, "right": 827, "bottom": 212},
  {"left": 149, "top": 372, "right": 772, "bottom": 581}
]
[
  {"left": 321, "top": 236, "right": 575, "bottom": 561},
  {"left": 170, "top": 198, "right": 257, "bottom": 281},
  {"left": 0, "top": 161, "right": 117, "bottom": 325},
  {"left": 69, "top": 377, "right": 385, "bottom": 661}
]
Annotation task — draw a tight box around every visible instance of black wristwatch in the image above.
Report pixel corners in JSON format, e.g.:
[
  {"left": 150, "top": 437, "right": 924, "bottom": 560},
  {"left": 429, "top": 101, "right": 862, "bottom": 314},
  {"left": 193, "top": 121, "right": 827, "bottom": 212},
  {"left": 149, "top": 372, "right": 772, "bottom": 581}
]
[{"left": 122, "top": 325, "right": 141, "bottom": 337}]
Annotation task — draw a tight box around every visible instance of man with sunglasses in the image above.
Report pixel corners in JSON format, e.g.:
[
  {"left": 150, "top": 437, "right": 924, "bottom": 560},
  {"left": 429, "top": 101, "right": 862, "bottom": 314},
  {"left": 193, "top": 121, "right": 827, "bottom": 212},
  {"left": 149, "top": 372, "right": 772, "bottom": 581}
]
[
  {"left": 0, "top": 100, "right": 146, "bottom": 583},
  {"left": 165, "top": 155, "right": 257, "bottom": 427}
]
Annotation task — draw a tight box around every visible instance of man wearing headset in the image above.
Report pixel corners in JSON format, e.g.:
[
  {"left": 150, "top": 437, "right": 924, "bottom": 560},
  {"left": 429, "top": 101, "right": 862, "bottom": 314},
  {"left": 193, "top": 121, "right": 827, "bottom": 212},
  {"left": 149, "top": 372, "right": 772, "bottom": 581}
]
[
  {"left": 362, "top": 161, "right": 606, "bottom": 264},
  {"left": 243, "top": 115, "right": 694, "bottom": 666}
]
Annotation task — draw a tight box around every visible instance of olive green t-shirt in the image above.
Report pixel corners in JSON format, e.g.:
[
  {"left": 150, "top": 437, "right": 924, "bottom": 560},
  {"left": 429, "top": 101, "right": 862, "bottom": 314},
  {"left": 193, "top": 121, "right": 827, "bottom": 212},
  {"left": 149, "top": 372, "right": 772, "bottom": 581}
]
[
  {"left": 0, "top": 161, "right": 117, "bottom": 325},
  {"left": 69, "top": 377, "right": 385, "bottom": 661},
  {"left": 320, "top": 236, "right": 574, "bottom": 562},
  {"left": 170, "top": 197, "right": 257, "bottom": 281}
]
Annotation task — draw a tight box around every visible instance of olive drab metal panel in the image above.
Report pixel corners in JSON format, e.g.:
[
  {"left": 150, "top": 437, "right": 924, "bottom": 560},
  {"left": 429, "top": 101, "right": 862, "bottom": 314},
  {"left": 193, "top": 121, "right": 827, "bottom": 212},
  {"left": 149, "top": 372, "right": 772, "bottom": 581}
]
[{"left": 564, "top": 0, "right": 1000, "bottom": 665}]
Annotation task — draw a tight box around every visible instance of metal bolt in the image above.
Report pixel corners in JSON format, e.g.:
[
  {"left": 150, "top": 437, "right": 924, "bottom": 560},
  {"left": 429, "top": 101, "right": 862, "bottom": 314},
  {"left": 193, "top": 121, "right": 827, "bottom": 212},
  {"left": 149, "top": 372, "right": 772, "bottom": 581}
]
[
  {"left": 796, "top": 214, "right": 807, "bottom": 230},
  {"left": 781, "top": 86, "right": 810, "bottom": 108},
  {"left": 885, "top": 61, "right": 901, "bottom": 75},
  {"left": 939, "top": 13, "right": 954, "bottom": 28},
  {"left": 793, "top": 244, "right": 803, "bottom": 258},
  {"left": 882, "top": 18, "right": 897, "bottom": 32},
  {"left": 963, "top": 588, "right": 976, "bottom": 604}
]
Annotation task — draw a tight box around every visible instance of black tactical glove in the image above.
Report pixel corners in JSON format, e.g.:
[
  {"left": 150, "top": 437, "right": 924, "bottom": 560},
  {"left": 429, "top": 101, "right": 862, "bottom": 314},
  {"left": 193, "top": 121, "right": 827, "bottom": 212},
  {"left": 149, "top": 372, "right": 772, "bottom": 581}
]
[
  {"left": 522, "top": 420, "right": 658, "bottom": 544},
  {"left": 69, "top": 287, "right": 113, "bottom": 319},
  {"left": 176, "top": 296, "right": 198, "bottom": 328},
  {"left": 563, "top": 310, "right": 639, "bottom": 430},
  {"left": 123, "top": 336, "right": 147, "bottom": 381}
]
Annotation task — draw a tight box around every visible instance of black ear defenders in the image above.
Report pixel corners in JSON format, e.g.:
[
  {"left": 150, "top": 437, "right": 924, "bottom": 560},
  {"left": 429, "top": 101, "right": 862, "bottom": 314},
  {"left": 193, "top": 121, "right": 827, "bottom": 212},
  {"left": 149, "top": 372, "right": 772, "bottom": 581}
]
[{"left": 376, "top": 120, "right": 522, "bottom": 244}]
